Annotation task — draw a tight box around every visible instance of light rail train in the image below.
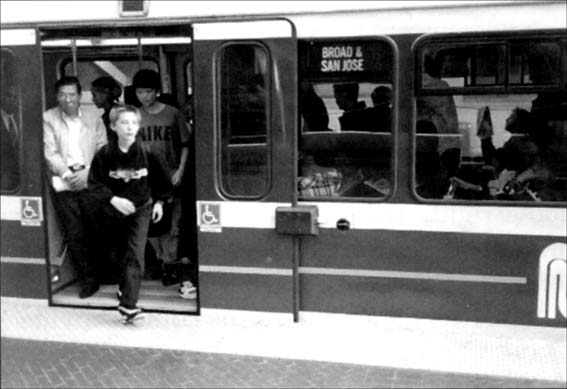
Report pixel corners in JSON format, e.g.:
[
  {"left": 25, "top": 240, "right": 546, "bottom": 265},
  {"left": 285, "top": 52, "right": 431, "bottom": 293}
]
[{"left": 1, "top": 0, "right": 565, "bottom": 326}]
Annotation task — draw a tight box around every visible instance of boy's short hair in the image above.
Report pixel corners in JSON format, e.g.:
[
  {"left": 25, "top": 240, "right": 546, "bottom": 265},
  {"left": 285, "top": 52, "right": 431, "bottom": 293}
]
[
  {"left": 132, "top": 69, "right": 161, "bottom": 91},
  {"left": 109, "top": 104, "right": 141, "bottom": 125}
]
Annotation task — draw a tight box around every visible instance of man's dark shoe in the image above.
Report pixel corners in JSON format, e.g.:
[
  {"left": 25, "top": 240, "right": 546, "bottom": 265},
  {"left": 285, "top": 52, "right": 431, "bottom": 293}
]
[
  {"left": 162, "top": 262, "right": 180, "bottom": 286},
  {"left": 79, "top": 282, "right": 99, "bottom": 299}
]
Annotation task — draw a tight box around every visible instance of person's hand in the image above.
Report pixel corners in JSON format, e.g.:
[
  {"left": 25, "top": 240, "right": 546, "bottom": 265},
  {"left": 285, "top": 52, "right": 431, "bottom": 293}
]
[
  {"left": 110, "top": 196, "right": 136, "bottom": 216},
  {"left": 152, "top": 201, "right": 163, "bottom": 223},
  {"left": 66, "top": 169, "right": 89, "bottom": 191},
  {"left": 171, "top": 168, "right": 184, "bottom": 187}
]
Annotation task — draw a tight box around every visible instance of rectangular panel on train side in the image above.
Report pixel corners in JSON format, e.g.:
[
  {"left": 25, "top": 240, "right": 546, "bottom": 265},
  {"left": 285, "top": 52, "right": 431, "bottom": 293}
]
[{"left": 1, "top": 28, "right": 48, "bottom": 298}]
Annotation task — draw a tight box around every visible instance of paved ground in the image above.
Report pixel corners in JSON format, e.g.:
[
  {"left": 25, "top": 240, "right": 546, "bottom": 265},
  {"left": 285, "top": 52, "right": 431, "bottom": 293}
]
[
  {"left": 2, "top": 337, "right": 565, "bottom": 388},
  {"left": 1, "top": 297, "right": 565, "bottom": 388}
]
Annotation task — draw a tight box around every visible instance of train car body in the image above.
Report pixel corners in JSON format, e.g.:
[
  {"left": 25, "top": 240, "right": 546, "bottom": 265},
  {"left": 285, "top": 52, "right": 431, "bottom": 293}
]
[{"left": 1, "top": 0, "right": 565, "bottom": 326}]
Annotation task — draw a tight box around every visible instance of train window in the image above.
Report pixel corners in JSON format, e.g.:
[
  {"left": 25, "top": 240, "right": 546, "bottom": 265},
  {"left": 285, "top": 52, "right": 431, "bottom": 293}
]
[
  {"left": 218, "top": 43, "right": 270, "bottom": 198},
  {"left": 415, "top": 37, "right": 566, "bottom": 203},
  {"left": 297, "top": 39, "right": 394, "bottom": 199},
  {"left": 1, "top": 48, "right": 21, "bottom": 193},
  {"left": 510, "top": 41, "right": 562, "bottom": 86},
  {"left": 420, "top": 43, "right": 506, "bottom": 88},
  {"left": 62, "top": 59, "right": 159, "bottom": 110}
]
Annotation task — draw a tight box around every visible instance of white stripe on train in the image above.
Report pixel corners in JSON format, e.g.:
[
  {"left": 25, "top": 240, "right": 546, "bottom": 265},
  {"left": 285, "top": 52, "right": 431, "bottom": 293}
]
[
  {"left": 196, "top": 200, "right": 565, "bottom": 237},
  {"left": 2, "top": 196, "right": 565, "bottom": 237}
]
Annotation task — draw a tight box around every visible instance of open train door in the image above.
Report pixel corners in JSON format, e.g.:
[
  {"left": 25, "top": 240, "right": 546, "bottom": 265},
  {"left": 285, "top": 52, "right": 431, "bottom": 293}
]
[
  {"left": 192, "top": 20, "right": 298, "bottom": 314},
  {"left": 0, "top": 28, "right": 47, "bottom": 298}
]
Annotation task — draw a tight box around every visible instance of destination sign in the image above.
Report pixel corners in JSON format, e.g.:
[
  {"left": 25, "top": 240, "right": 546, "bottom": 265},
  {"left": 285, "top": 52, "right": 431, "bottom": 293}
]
[
  {"left": 320, "top": 45, "right": 365, "bottom": 72},
  {"left": 299, "top": 40, "right": 393, "bottom": 81}
]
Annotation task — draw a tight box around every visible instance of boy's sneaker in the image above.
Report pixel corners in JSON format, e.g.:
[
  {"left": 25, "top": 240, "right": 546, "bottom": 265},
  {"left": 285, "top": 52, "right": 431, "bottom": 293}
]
[
  {"left": 118, "top": 305, "right": 144, "bottom": 323},
  {"left": 178, "top": 281, "right": 197, "bottom": 299}
]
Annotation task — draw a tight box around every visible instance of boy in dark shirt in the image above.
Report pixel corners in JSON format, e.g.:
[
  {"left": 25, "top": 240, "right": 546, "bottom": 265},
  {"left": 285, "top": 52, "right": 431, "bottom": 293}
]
[{"left": 88, "top": 105, "right": 171, "bottom": 322}]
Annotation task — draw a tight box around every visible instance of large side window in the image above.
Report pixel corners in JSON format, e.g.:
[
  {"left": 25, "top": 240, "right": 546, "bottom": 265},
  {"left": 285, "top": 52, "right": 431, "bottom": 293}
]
[
  {"left": 218, "top": 43, "right": 270, "bottom": 198},
  {"left": 1, "top": 48, "right": 21, "bottom": 193},
  {"left": 297, "top": 39, "right": 394, "bottom": 199},
  {"left": 415, "top": 36, "right": 566, "bottom": 203}
]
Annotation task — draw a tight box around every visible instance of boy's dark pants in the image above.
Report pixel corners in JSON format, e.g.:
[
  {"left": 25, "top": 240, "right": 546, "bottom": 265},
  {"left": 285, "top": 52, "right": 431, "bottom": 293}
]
[{"left": 108, "top": 203, "right": 152, "bottom": 309}]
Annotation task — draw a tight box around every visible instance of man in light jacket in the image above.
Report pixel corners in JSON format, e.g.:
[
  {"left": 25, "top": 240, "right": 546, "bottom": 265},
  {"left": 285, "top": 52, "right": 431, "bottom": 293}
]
[{"left": 44, "top": 76, "right": 107, "bottom": 298}]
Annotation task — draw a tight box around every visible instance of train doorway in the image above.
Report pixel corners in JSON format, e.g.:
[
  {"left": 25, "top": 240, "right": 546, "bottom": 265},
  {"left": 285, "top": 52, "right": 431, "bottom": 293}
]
[{"left": 41, "top": 25, "right": 198, "bottom": 314}]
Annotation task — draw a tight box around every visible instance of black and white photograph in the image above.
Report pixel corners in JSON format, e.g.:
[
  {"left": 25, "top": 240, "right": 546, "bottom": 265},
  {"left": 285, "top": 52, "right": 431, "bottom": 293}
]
[{"left": 1, "top": 1, "right": 565, "bottom": 387}]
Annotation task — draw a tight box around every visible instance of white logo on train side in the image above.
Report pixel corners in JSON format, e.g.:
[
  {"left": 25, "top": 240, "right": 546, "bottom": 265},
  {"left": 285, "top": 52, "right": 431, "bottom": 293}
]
[{"left": 537, "top": 243, "right": 566, "bottom": 320}]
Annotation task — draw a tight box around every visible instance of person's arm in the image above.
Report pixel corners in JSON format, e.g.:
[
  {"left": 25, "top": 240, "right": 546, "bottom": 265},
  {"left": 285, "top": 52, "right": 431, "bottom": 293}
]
[
  {"left": 87, "top": 147, "right": 114, "bottom": 202},
  {"left": 171, "top": 112, "right": 192, "bottom": 186},
  {"left": 148, "top": 148, "right": 173, "bottom": 204},
  {"left": 94, "top": 115, "right": 108, "bottom": 151},
  {"left": 172, "top": 146, "right": 188, "bottom": 186},
  {"left": 43, "top": 112, "right": 71, "bottom": 178},
  {"left": 444, "top": 96, "right": 458, "bottom": 134}
]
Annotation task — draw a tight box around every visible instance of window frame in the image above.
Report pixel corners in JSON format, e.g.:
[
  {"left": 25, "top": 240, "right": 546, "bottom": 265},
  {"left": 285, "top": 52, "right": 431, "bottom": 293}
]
[
  {"left": 296, "top": 35, "right": 398, "bottom": 202},
  {"left": 214, "top": 41, "right": 273, "bottom": 200},
  {"left": 412, "top": 30, "right": 567, "bottom": 206}
]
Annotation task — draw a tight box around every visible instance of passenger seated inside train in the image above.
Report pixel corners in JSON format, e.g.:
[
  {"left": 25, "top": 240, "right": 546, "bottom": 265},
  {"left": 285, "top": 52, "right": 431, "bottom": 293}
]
[
  {"left": 299, "top": 80, "right": 329, "bottom": 132},
  {"left": 333, "top": 82, "right": 374, "bottom": 132},
  {"left": 298, "top": 132, "right": 391, "bottom": 198},
  {"left": 445, "top": 106, "right": 556, "bottom": 202},
  {"left": 298, "top": 151, "right": 342, "bottom": 197},
  {"left": 529, "top": 92, "right": 567, "bottom": 202},
  {"left": 367, "top": 85, "right": 392, "bottom": 133},
  {"left": 478, "top": 108, "right": 551, "bottom": 200}
]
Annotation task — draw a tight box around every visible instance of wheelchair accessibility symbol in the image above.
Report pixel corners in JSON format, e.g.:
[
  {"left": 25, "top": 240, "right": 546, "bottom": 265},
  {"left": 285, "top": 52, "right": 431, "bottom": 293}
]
[
  {"left": 20, "top": 197, "right": 42, "bottom": 226},
  {"left": 199, "top": 202, "right": 221, "bottom": 232}
]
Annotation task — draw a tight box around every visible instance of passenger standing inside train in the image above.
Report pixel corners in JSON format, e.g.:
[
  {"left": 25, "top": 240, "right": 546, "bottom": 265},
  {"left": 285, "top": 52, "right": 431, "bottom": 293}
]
[
  {"left": 299, "top": 80, "right": 329, "bottom": 132},
  {"left": 417, "top": 54, "right": 458, "bottom": 153},
  {"left": 91, "top": 76, "right": 123, "bottom": 142},
  {"left": 43, "top": 76, "right": 107, "bottom": 298},
  {"left": 369, "top": 85, "right": 392, "bottom": 133},
  {"left": 88, "top": 105, "right": 172, "bottom": 320},
  {"left": 333, "top": 82, "right": 369, "bottom": 132},
  {"left": 479, "top": 108, "right": 550, "bottom": 199},
  {"left": 176, "top": 94, "right": 198, "bottom": 299},
  {"left": 1, "top": 78, "right": 20, "bottom": 191},
  {"left": 132, "top": 69, "right": 196, "bottom": 299}
]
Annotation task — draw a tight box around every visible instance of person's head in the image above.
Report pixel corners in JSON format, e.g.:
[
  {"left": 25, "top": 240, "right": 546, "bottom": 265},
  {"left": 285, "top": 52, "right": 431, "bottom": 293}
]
[
  {"left": 424, "top": 53, "right": 442, "bottom": 78},
  {"left": 132, "top": 69, "right": 161, "bottom": 108},
  {"left": 1, "top": 78, "right": 17, "bottom": 114},
  {"left": 505, "top": 108, "right": 532, "bottom": 134},
  {"left": 109, "top": 104, "right": 141, "bottom": 146},
  {"left": 55, "top": 76, "right": 82, "bottom": 116},
  {"left": 371, "top": 86, "right": 391, "bottom": 107},
  {"left": 333, "top": 82, "right": 359, "bottom": 111},
  {"left": 91, "top": 76, "right": 122, "bottom": 109}
]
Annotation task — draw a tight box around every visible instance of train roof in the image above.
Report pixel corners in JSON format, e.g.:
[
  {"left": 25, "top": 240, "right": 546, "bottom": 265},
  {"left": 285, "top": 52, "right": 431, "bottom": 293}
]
[{"left": 1, "top": 1, "right": 566, "bottom": 37}]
